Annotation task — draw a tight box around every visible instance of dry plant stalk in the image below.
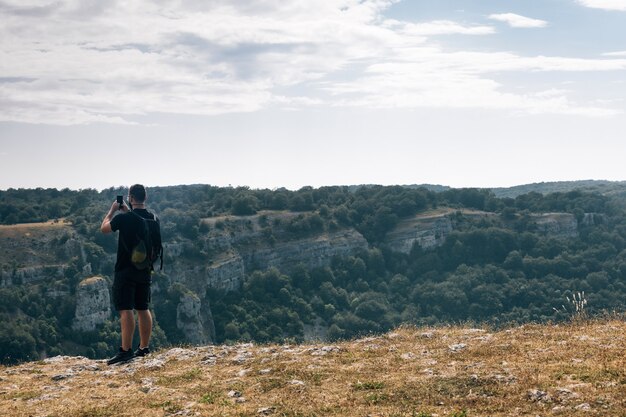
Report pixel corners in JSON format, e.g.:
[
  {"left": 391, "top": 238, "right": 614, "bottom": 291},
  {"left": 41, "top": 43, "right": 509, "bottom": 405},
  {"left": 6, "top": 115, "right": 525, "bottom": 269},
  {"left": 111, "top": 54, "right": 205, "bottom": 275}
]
[{"left": 553, "top": 291, "right": 588, "bottom": 320}]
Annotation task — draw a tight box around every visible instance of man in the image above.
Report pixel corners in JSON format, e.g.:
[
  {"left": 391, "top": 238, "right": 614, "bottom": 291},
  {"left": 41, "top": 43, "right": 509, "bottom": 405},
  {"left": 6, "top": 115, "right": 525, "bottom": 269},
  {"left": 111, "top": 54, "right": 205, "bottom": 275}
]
[{"left": 100, "top": 184, "right": 159, "bottom": 365}]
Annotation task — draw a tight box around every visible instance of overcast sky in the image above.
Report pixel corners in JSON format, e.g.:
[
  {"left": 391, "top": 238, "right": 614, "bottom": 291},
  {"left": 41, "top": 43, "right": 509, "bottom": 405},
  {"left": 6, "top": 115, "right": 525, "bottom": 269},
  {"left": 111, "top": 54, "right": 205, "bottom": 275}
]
[{"left": 1, "top": 0, "right": 625, "bottom": 191}]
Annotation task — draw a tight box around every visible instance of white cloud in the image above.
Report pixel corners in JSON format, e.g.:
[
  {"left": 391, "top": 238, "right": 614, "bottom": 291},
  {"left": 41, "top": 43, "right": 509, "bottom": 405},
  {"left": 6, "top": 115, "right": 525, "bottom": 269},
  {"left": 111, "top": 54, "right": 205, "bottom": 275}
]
[
  {"left": 577, "top": 0, "right": 626, "bottom": 11},
  {"left": 488, "top": 13, "right": 548, "bottom": 28},
  {"left": 603, "top": 51, "right": 626, "bottom": 56},
  {"left": 0, "top": 0, "right": 623, "bottom": 124},
  {"left": 385, "top": 19, "right": 495, "bottom": 35},
  {"left": 324, "top": 51, "right": 623, "bottom": 117}
]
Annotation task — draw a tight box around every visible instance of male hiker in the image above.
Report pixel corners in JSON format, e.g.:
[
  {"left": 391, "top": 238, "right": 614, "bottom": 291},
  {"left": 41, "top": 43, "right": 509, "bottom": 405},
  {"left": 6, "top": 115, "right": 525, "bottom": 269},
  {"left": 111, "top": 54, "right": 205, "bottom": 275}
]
[{"left": 100, "top": 184, "right": 162, "bottom": 365}]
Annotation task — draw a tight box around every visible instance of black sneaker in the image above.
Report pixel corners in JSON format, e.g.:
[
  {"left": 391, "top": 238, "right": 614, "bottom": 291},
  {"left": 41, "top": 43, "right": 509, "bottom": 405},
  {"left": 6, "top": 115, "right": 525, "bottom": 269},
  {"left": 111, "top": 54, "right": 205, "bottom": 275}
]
[
  {"left": 107, "top": 347, "right": 134, "bottom": 365},
  {"left": 134, "top": 346, "right": 150, "bottom": 357}
]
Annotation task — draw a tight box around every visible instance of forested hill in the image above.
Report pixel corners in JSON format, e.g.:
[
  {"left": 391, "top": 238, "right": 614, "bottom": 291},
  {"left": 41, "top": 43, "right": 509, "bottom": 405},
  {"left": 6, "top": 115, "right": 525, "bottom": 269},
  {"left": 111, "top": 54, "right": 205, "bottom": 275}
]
[
  {"left": 1, "top": 182, "right": 626, "bottom": 364},
  {"left": 490, "top": 179, "right": 626, "bottom": 198}
]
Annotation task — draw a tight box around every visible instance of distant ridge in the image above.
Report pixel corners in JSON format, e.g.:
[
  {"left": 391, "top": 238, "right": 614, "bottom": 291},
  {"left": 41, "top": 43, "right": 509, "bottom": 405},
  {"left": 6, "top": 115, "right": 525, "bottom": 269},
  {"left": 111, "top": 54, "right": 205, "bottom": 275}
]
[
  {"left": 348, "top": 184, "right": 451, "bottom": 193},
  {"left": 349, "top": 180, "right": 626, "bottom": 199},
  {"left": 489, "top": 180, "right": 626, "bottom": 198}
]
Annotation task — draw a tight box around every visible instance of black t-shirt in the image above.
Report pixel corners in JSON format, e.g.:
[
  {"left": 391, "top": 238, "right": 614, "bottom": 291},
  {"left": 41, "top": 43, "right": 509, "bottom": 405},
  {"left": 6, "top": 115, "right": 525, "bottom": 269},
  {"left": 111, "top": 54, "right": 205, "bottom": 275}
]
[{"left": 110, "top": 208, "right": 157, "bottom": 278}]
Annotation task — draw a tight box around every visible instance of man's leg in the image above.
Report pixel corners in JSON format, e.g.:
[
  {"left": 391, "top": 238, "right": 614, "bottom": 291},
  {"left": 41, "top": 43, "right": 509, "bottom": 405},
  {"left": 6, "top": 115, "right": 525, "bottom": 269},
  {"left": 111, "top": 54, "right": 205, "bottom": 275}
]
[
  {"left": 119, "top": 309, "right": 135, "bottom": 351},
  {"left": 137, "top": 309, "right": 152, "bottom": 349}
]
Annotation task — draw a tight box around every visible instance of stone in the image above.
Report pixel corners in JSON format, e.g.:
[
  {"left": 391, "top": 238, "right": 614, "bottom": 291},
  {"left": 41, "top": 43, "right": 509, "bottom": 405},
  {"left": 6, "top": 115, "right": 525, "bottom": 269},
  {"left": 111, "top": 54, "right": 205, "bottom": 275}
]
[
  {"left": 138, "top": 358, "right": 166, "bottom": 370},
  {"left": 51, "top": 373, "right": 73, "bottom": 381},
  {"left": 201, "top": 355, "right": 218, "bottom": 366},
  {"left": 554, "top": 387, "right": 579, "bottom": 401},
  {"left": 448, "top": 343, "right": 467, "bottom": 352},
  {"left": 527, "top": 389, "right": 551, "bottom": 402},
  {"left": 232, "top": 351, "right": 253, "bottom": 364},
  {"left": 228, "top": 390, "right": 242, "bottom": 398},
  {"left": 258, "top": 407, "right": 276, "bottom": 415},
  {"left": 310, "top": 345, "right": 341, "bottom": 356}
]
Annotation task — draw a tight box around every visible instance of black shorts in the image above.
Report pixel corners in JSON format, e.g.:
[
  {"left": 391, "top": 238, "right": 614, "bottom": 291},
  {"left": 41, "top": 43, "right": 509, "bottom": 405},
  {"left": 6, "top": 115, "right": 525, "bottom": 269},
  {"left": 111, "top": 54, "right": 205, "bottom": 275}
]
[{"left": 112, "top": 269, "right": 151, "bottom": 311}]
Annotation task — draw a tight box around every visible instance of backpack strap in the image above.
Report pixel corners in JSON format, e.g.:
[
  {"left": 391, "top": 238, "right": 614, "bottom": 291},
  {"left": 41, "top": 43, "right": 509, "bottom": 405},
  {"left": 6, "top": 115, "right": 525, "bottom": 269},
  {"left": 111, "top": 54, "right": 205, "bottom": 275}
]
[
  {"left": 118, "top": 211, "right": 145, "bottom": 253},
  {"left": 149, "top": 213, "right": 164, "bottom": 271},
  {"left": 132, "top": 210, "right": 164, "bottom": 271}
]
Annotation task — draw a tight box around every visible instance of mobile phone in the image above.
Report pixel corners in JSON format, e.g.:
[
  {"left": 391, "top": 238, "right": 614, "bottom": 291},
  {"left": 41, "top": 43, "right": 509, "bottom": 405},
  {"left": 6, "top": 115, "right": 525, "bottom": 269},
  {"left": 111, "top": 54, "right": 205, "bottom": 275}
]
[{"left": 116, "top": 195, "right": 123, "bottom": 209}]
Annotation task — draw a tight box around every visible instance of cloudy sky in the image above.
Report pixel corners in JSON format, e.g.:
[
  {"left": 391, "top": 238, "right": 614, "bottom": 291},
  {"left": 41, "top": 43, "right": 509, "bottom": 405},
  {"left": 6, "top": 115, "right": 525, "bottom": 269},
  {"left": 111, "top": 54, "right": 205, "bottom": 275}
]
[{"left": 1, "top": 0, "right": 625, "bottom": 191}]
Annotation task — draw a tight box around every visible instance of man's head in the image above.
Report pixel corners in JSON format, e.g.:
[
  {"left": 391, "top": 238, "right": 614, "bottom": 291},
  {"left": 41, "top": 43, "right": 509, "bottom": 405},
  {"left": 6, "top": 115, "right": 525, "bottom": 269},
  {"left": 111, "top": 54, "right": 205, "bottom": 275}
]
[{"left": 129, "top": 184, "right": 147, "bottom": 205}]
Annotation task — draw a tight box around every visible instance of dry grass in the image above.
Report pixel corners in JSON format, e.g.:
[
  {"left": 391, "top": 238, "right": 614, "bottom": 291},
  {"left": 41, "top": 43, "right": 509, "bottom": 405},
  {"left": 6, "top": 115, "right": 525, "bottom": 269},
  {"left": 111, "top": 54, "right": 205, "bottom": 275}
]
[
  {"left": 0, "top": 219, "right": 70, "bottom": 236},
  {"left": 0, "top": 219, "right": 72, "bottom": 266},
  {"left": 1, "top": 319, "right": 625, "bottom": 417}
]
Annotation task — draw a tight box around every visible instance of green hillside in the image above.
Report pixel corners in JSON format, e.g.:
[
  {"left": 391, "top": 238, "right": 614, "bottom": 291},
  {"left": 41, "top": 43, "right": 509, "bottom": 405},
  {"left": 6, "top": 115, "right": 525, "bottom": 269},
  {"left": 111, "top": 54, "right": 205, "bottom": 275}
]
[{"left": 1, "top": 182, "right": 625, "bottom": 364}]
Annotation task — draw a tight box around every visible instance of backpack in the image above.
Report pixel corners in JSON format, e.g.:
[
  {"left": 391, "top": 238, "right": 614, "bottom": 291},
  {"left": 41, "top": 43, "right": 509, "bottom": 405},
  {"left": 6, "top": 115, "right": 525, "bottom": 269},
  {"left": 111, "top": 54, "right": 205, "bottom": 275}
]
[{"left": 128, "top": 210, "right": 163, "bottom": 271}]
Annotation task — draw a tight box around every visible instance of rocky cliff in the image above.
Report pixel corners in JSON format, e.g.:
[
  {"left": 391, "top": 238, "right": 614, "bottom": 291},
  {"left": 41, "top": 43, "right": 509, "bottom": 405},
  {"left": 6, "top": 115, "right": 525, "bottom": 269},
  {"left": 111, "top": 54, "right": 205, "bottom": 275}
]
[
  {"left": 0, "top": 220, "right": 78, "bottom": 288},
  {"left": 241, "top": 229, "right": 369, "bottom": 271},
  {"left": 385, "top": 209, "right": 584, "bottom": 254},
  {"left": 170, "top": 212, "right": 369, "bottom": 295},
  {"left": 384, "top": 209, "right": 493, "bottom": 254},
  {"left": 72, "top": 276, "right": 111, "bottom": 332},
  {"left": 176, "top": 291, "right": 216, "bottom": 345},
  {"left": 533, "top": 213, "right": 578, "bottom": 237},
  {"left": 152, "top": 212, "right": 370, "bottom": 345}
]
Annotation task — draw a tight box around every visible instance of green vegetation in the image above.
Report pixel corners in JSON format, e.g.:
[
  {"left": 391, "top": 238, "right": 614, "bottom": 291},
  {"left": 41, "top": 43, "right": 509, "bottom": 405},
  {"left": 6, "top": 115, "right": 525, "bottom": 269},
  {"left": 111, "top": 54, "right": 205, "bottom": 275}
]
[{"left": 1, "top": 183, "right": 626, "bottom": 364}]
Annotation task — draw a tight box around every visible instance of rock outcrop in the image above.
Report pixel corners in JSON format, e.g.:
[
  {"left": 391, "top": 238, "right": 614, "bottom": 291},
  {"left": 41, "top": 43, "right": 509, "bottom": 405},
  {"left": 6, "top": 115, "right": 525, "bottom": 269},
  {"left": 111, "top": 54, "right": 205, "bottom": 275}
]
[
  {"left": 15, "top": 265, "right": 66, "bottom": 285},
  {"left": 385, "top": 215, "right": 453, "bottom": 254},
  {"left": 532, "top": 213, "right": 578, "bottom": 238},
  {"left": 170, "top": 213, "right": 369, "bottom": 296},
  {"left": 206, "top": 254, "right": 245, "bottom": 292},
  {"left": 242, "top": 229, "right": 369, "bottom": 272},
  {"left": 0, "top": 269, "right": 12, "bottom": 287},
  {"left": 176, "top": 291, "right": 215, "bottom": 345},
  {"left": 385, "top": 210, "right": 583, "bottom": 254},
  {"left": 72, "top": 277, "right": 111, "bottom": 332},
  {"left": 161, "top": 213, "right": 369, "bottom": 346}
]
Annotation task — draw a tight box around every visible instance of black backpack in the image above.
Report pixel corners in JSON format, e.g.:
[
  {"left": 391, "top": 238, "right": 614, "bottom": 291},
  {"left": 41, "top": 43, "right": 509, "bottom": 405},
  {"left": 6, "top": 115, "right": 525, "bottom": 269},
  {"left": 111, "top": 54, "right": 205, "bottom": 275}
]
[{"left": 128, "top": 210, "right": 163, "bottom": 271}]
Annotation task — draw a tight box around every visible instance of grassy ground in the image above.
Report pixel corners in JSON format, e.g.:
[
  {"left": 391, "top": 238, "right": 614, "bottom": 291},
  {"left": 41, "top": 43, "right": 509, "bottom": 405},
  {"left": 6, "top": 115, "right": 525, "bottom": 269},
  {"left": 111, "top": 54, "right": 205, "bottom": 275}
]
[
  {"left": 0, "top": 219, "right": 72, "bottom": 266},
  {"left": 1, "top": 319, "right": 625, "bottom": 417}
]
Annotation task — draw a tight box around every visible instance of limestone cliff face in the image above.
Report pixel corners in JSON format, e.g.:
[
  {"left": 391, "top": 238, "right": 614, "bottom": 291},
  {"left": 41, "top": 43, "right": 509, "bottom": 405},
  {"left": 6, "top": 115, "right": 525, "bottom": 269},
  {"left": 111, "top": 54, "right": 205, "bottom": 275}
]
[
  {"left": 1, "top": 269, "right": 12, "bottom": 287},
  {"left": 205, "top": 254, "right": 245, "bottom": 292},
  {"left": 242, "top": 229, "right": 368, "bottom": 271},
  {"left": 385, "top": 210, "right": 582, "bottom": 254},
  {"left": 0, "top": 221, "right": 80, "bottom": 288},
  {"left": 72, "top": 277, "right": 111, "bottom": 332},
  {"left": 176, "top": 292, "right": 215, "bottom": 345},
  {"left": 14, "top": 265, "right": 67, "bottom": 285},
  {"left": 532, "top": 213, "right": 578, "bottom": 238},
  {"left": 385, "top": 215, "right": 453, "bottom": 254},
  {"left": 384, "top": 209, "right": 497, "bottom": 254},
  {"left": 581, "top": 213, "right": 605, "bottom": 227},
  {"left": 169, "top": 213, "right": 369, "bottom": 296},
  {"left": 158, "top": 214, "right": 369, "bottom": 346}
]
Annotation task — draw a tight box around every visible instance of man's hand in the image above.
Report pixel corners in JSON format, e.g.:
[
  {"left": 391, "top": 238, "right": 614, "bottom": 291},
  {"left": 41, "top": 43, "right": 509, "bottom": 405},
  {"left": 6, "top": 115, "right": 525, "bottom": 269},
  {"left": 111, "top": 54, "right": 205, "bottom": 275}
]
[
  {"left": 101, "top": 200, "right": 124, "bottom": 233},
  {"left": 112, "top": 200, "right": 129, "bottom": 213}
]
